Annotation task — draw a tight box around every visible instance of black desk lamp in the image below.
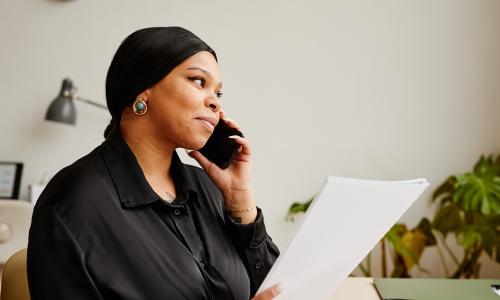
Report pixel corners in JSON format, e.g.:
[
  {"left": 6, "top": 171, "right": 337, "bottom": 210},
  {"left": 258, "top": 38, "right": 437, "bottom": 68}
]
[{"left": 45, "top": 78, "right": 107, "bottom": 125}]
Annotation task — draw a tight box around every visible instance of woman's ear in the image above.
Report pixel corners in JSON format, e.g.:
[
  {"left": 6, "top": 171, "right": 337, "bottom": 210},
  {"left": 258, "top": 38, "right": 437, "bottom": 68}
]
[{"left": 137, "top": 88, "right": 152, "bottom": 101}]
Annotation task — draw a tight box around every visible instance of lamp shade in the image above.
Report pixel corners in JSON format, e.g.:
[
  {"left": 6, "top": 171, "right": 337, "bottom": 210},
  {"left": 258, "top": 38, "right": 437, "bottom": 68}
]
[{"left": 45, "top": 78, "right": 76, "bottom": 125}]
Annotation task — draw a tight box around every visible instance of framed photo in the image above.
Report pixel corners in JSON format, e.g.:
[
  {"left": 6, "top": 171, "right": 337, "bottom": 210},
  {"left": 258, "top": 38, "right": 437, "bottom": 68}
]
[{"left": 0, "top": 162, "right": 23, "bottom": 199}]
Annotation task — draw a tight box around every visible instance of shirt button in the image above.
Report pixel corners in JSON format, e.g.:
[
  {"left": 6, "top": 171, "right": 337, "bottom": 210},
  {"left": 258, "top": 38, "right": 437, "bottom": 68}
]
[
  {"left": 173, "top": 209, "right": 181, "bottom": 216},
  {"left": 200, "top": 262, "right": 205, "bottom": 268},
  {"left": 255, "top": 262, "right": 263, "bottom": 269}
]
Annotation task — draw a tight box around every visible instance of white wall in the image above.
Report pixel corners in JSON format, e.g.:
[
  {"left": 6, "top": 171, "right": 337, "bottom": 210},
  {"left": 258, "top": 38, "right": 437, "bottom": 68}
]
[{"left": 1, "top": 0, "right": 499, "bottom": 277}]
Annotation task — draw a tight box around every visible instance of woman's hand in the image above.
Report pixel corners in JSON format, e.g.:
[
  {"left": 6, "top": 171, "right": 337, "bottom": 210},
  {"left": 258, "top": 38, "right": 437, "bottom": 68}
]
[
  {"left": 250, "top": 284, "right": 285, "bottom": 300},
  {"left": 188, "top": 111, "right": 256, "bottom": 220}
]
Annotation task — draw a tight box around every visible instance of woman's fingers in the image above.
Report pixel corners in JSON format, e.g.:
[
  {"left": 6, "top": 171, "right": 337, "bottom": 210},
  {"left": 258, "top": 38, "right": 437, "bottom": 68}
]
[
  {"left": 186, "top": 150, "right": 217, "bottom": 174},
  {"left": 250, "top": 283, "right": 286, "bottom": 300},
  {"left": 222, "top": 117, "right": 243, "bottom": 132},
  {"left": 229, "top": 135, "right": 252, "bottom": 157},
  {"left": 186, "top": 135, "right": 251, "bottom": 170},
  {"left": 220, "top": 109, "right": 227, "bottom": 120},
  {"left": 218, "top": 111, "right": 244, "bottom": 135}
]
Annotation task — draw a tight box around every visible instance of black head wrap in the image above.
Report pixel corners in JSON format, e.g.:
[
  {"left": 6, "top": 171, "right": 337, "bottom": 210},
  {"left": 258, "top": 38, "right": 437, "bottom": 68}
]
[{"left": 104, "top": 26, "right": 217, "bottom": 138}]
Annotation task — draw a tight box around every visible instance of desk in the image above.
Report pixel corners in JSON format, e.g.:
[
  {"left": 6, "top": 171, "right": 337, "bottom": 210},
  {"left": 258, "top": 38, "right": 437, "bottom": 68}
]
[{"left": 330, "top": 277, "right": 379, "bottom": 300}]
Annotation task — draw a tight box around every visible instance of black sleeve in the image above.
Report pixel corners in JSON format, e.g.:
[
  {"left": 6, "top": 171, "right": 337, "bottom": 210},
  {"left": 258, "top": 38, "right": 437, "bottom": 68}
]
[
  {"left": 27, "top": 205, "right": 104, "bottom": 300},
  {"left": 224, "top": 207, "right": 280, "bottom": 297}
]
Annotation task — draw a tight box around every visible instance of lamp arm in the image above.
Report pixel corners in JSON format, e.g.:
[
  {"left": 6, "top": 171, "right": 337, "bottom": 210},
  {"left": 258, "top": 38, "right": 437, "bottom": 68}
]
[{"left": 75, "top": 96, "right": 107, "bottom": 110}]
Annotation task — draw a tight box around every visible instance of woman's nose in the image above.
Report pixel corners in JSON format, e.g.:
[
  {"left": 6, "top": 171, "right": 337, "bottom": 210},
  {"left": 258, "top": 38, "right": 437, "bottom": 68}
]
[{"left": 206, "top": 94, "right": 221, "bottom": 112}]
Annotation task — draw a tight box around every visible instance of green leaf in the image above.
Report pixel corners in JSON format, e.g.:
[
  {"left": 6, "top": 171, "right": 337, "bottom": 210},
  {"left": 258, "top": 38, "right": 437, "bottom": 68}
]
[
  {"left": 386, "top": 223, "right": 431, "bottom": 271},
  {"left": 456, "top": 226, "right": 482, "bottom": 250},
  {"left": 475, "top": 214, "right": 500, "bottom": 263},
  {"left": 386, "top": 224, "right": 416, "bottom": 268},
  {"left": 400, "top": 231, "right": 427, "bottom": 269},
  {"left": 432, "top": 176, "right": 457, "bottom": 204},
  {"left": 432, "top": 203, "right": 463, "bottom": 236},
  {"left": 451, "top": 157, "right": 500, "bottom": 216},
  {"left": 286, "top": 197, "right": 314, "bottom": 221},
  {"left": 415, "top": 218, "right": 437, "bottom": 246}
]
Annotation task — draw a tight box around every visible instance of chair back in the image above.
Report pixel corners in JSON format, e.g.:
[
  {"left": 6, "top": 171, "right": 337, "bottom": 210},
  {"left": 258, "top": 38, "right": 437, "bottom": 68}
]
[
  {"left": 0, "top": 200, "right": 32, "bottom": 264},
  {"left": 1, "top": 248, "right": 30, "bottom": 300}
]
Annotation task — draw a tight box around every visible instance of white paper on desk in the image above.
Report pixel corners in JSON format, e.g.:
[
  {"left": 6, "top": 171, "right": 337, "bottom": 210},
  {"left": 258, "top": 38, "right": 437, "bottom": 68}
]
[{"left": 258, "top": 177, "right": 429, "bottom": 300}]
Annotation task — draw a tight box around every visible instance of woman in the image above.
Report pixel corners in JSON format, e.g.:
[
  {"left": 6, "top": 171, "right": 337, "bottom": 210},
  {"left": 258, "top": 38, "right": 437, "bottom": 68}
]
[{"left": 27, "top": 27, "right": 282, "bottom": 300}]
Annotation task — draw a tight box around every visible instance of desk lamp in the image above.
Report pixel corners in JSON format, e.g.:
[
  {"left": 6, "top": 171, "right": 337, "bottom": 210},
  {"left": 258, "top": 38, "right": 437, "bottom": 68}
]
[{"left": 45, "top": 78, "right": 106, "bottom": 125}]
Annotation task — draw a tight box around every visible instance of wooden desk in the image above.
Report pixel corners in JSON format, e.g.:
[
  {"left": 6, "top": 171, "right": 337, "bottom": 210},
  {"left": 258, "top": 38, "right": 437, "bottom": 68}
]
[{"left": 330, "top": 277, "right": 380, "bottom": 300}]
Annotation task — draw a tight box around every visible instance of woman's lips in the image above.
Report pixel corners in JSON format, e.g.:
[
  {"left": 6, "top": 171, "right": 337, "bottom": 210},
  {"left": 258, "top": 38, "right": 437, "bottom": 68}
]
[{"left": 196, "top": 117, "right": 217, "bottom": 131}]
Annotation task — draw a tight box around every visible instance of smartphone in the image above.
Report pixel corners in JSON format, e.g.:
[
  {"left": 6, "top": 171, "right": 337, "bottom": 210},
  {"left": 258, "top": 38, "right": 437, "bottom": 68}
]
[{"left": 199, "top": 120, "right": 244, "bottom": 169}]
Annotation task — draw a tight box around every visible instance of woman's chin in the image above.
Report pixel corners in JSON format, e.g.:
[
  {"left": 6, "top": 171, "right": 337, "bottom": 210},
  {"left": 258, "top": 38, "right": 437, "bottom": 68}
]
[{"left": 186, "top": 136, "right": 210, "bottom": 150}]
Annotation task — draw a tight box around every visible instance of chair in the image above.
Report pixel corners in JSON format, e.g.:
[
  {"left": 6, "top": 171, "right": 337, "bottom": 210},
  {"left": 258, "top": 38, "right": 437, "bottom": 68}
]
[
  {"left": 0, "top": 248, "right": 30, "bottom": 300},
  {"left": 0, "top": 200, "right": 33, "bottom": 265},
  {"left": 0, "top": 200, "right": 32, "bottom": 298}
]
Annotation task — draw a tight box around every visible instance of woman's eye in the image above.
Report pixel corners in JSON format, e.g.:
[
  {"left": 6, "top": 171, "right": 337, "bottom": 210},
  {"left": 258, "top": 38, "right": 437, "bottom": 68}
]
[
  {"left": 189, "top": 77, "right": 205, "bottom": 87},
  {"left": 216, "top": 91, "right": 223, "bottom": 99}
]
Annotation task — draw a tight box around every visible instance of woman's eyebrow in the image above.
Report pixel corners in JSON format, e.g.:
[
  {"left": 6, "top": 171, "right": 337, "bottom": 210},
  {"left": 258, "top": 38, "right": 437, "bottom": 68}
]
[{"left": 187, "top": 67, "right": 222, "bottom": 88}]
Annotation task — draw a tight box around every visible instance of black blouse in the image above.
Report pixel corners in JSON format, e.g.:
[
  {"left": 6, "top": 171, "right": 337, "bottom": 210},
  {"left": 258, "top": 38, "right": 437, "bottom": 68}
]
[{"left": 27, "top": 127, "right": 279, "bottom": 300}]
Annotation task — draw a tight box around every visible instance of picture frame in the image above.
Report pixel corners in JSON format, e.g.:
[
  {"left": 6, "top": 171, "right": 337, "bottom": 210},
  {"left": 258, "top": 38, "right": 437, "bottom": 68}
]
[{"left": 0, "top": 162, "right": 23, "bottom": 199}]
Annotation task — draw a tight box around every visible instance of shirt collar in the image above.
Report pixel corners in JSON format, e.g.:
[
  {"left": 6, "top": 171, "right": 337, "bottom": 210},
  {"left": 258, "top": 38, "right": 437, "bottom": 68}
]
[{"left": 101, "top": 126, "right": 200, "bottom": 208}]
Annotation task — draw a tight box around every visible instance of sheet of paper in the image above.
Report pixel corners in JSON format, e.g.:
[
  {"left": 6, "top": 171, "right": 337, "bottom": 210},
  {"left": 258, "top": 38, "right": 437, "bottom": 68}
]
[{"left": 257, "top": 177, "right": 429, "bottom": 300}]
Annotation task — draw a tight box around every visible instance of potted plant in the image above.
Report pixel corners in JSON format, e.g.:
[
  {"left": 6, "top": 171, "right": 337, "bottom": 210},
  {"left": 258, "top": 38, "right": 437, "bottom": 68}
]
[{"left": 286, "top": 155, "right": 500, "bottom": 278}]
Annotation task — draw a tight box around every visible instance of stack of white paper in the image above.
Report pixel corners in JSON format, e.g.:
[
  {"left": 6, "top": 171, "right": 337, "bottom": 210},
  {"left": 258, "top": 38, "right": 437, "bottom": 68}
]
[{"left": 258, "top": 177, "right": 429, "bottom": 300}]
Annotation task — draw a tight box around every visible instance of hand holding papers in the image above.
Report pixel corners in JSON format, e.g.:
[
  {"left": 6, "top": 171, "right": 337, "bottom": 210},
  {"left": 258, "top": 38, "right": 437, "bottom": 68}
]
[{"left": 258, "top": 177, "right": 429, "bottom": 300}]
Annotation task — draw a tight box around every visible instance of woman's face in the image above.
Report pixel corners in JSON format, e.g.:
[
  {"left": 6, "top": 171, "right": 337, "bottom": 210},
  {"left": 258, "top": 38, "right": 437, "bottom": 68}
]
[{"left": 143, "top": 51, "right": 223, "bottom": 150}]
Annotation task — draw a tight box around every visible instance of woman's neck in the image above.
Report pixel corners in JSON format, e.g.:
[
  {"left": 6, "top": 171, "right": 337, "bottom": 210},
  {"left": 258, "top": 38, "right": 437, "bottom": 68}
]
[{"left": 120, "top": 124, "right": 175, "bottom": 184}]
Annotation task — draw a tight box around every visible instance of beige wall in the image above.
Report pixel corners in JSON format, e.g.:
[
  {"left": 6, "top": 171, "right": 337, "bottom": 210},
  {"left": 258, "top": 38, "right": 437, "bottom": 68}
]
[{"left": 1, "top": 0, "right": 499, "bottom": 277}]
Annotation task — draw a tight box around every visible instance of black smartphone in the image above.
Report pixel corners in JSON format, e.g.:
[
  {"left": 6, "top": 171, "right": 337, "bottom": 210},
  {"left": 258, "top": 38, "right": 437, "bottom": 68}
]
[{"left": 199, "top": 120, "right": 244, "bottom": 169}]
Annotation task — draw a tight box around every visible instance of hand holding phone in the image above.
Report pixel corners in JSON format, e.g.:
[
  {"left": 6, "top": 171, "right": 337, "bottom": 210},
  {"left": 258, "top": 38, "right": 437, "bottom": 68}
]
[{"left": 199, "top": 119, "right": 244, "bottom": 169}]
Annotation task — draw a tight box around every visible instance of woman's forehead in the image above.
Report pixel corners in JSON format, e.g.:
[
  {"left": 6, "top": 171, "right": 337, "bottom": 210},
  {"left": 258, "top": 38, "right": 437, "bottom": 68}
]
[{"left": 182, "top": 52, "right": 219, "bottom": 71}]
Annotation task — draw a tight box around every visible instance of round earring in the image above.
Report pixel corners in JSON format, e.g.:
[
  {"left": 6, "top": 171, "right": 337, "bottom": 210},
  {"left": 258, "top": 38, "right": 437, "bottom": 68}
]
[{"left": 133, "top": 97, "right": 148, "bottom": 115}]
